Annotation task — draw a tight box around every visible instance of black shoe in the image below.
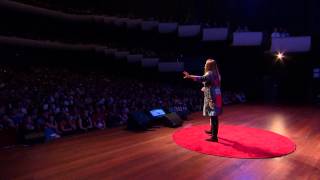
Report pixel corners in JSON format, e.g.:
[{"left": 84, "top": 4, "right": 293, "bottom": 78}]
[
  {"left": 211, "top": 137, "right": 218, "bottom": 142},
  {"left": 204, "top": 130, "right": 211, "bottom": 134},
  {"left": 205, "top": 137, "right": 218, "bottom": 142}
]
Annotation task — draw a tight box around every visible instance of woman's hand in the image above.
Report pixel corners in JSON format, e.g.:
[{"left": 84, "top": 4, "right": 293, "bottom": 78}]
[
  {"left": 201, "top": 87, "right": 205, "bottom": 92},
  {"left": 183, "top": 71, "right": 190, "bottom": 79}
]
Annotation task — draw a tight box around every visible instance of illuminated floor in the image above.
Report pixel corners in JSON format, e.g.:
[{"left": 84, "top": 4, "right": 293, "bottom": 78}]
[{"left": 0, "top": 104, "right": 319, "bottom": 179}]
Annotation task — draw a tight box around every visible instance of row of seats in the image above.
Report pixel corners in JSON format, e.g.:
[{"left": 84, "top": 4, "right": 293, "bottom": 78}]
[
  {"left": 0, "top": 0, "right": 312, "bottom": 53},
  {"left": 0, "top": 35, "right": 184, "bottom": 72}
]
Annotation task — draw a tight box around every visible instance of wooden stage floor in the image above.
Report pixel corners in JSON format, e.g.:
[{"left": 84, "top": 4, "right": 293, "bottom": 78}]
[{"left": 1, "top": 104, "right": 320, "bottom": 180}]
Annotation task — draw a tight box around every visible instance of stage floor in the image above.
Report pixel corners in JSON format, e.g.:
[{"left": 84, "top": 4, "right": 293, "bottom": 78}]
[{"left": 1, "top": 104, "right": 320, "bottom": 179}]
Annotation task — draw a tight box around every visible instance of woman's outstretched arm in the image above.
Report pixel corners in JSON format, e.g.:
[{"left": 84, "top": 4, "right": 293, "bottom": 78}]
[{"left": 183, "top": 71, "right": 210, "bottom": 82}]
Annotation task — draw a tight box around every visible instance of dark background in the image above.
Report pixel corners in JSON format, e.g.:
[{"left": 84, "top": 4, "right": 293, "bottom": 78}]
[
  {"left": 0, "top": 0, "right": 319, "bottom": 104},
  {"left": 13, "top": 0, "right": 319, "bottom": 36}
]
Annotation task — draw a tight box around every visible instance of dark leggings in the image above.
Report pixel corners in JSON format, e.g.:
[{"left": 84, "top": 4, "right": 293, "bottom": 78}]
[{"left": 210, "top": 116, "right": 219, "bottom": 138}]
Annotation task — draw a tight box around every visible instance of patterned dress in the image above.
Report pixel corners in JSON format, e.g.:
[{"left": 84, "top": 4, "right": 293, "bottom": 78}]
[{"left": 195, "top": 71, "right": 222, "bottom": 117}]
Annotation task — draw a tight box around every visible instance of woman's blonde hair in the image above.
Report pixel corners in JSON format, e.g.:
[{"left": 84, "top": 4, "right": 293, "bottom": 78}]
[
  {"left": 204, "top": 59, "right": 217, "bottom": 74},
  {"left": 204, "top": 59, "right": 221, "bottom": 82}
]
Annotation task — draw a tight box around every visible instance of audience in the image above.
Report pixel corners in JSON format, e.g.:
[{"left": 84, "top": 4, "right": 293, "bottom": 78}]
[
  {"left": 271, "top": 28, "right": 280, "bottom": 38},
  {"left": 236, "top": 25, "right": 249, "bottom": 32},
  {"left": 272, "top": 27, "right": 290, "bottom": 38},
  {"left": 0, "top": 66, "right": 245, "bottom": 144}
]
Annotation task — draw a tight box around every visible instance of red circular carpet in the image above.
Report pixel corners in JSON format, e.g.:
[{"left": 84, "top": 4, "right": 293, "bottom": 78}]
[{"left": 172, "top": 124, "right": 296, "bottom": 158}]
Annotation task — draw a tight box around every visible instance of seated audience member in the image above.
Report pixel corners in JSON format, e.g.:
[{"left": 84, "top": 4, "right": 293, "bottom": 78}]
[
  {"left": 11, "top": 109, "right": 24, "bottom": 127},
  {"left": 78, "top": 110, "right": 93, "bottom": 132},
  {"left": 58, "top": 114, "right": 74, "bottom": 136},
  {"left": 280, "top": 29, "right": 290, "bottom": 38},
  {"left": 235, "top": 92, "right": 247, "bottom": 103},
  {"left": 119, "top": 110, "right": 128, "bottom": 125},
  {"left": 107, "top": 109, "right": 122, "bottom": 127},
  {"left": 243, "top": 26, "right": 249, "bottom": 32},
  {"left": 34, "top": 112, "right": 46, "bottom": 131},
  {"left": 236, "top": 25, "right": 249, "bottom": 32},
  {"left": 223, "top": 92, "right": 233, "bottom": 105},
  {"left": 45, "top": 115, "right": 61, "bottom": 141},
  {"left": 271, "top": 28, "right": 281, "bottom": 38},
  {"left": 23, "top": 116, "right": 36, "bottom": 133},
  {"left": 92, "top": 107, "right": 106, "bottom": 129},
  {"left": 1, "top": 115, "right": 16, "bottom": 129},
  {"left": 68, "top": 115, "right": 78, "bottom": 131}
]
